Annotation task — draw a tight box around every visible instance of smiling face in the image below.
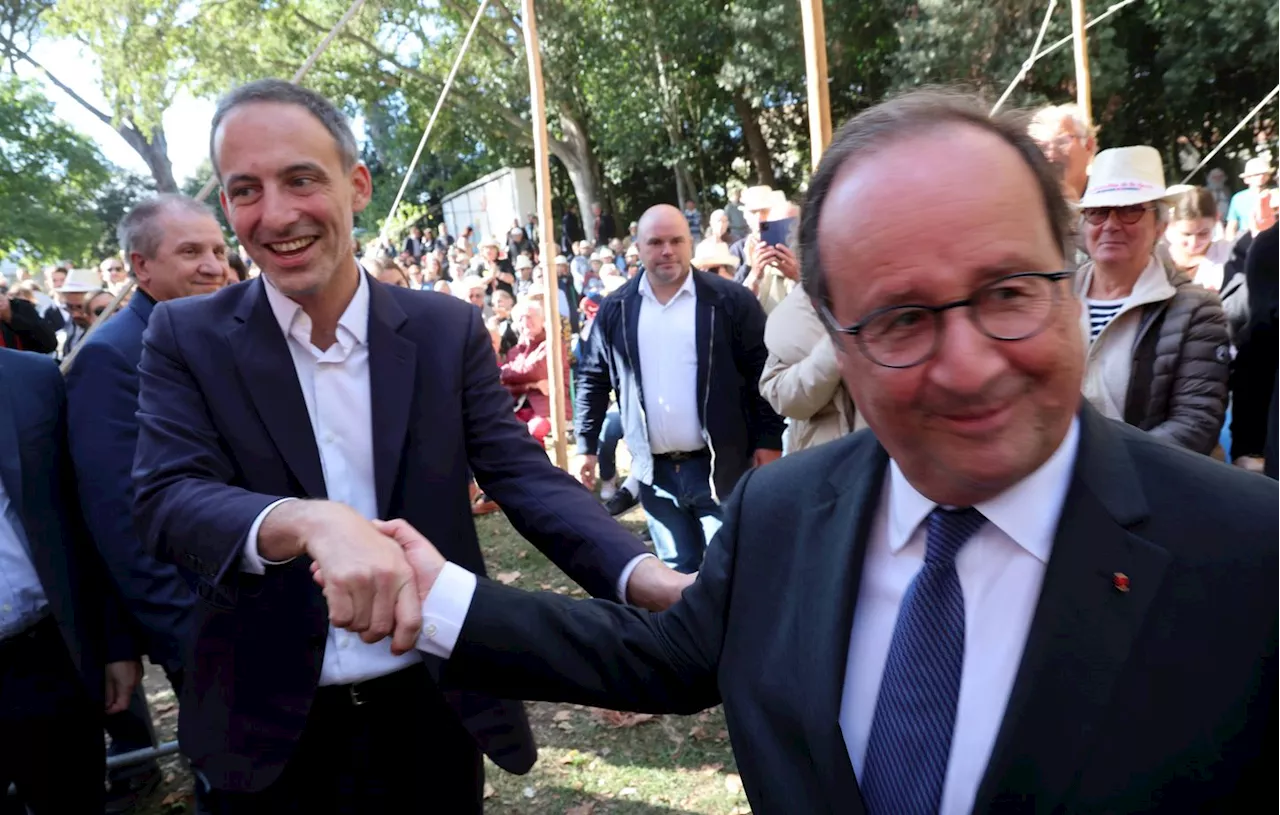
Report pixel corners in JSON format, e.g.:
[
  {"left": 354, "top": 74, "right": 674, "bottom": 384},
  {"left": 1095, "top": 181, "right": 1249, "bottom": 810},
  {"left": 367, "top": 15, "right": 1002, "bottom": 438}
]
[
  {"left": 215, "top": 102, "right": 371, "bottom": 302},
  {"left": 820, "top": 124, "right": 1081, "bottom": 506},
  {"left": 133, "top": 206, "right": 229, "bottom": 302}
]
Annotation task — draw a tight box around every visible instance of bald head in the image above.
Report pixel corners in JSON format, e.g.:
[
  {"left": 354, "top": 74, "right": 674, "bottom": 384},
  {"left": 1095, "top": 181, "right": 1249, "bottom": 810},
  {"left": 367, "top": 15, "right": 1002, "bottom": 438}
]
[{"left": 636, "top": 204, "right": 693, "bottom": 293}]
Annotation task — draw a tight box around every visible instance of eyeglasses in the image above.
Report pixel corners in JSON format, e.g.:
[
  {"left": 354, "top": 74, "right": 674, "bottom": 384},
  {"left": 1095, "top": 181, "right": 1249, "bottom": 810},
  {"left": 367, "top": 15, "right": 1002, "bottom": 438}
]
[
  {"left": 1081, "top": 204, "right": 1155, "bottom": 225},
  {"left": 820, "top": 271, "right": 1073, "bottom": 369}
]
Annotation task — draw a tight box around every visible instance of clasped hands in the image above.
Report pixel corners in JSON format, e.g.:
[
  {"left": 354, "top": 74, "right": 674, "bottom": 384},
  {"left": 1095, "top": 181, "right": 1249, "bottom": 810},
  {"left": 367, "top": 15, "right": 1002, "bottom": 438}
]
[{"left": 275, "top": 501, "right": 692, "bottom": 654}]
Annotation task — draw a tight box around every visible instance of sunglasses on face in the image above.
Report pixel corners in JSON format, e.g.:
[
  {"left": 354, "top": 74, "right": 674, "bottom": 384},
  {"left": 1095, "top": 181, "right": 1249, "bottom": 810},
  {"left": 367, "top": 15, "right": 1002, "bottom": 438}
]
[{"left": 1082, "top": 204, "right": 1154, "bottom": 226}]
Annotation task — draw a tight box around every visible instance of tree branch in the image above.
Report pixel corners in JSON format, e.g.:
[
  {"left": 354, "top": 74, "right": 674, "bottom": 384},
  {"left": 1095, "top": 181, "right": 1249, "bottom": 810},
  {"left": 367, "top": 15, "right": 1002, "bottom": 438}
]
[
  {"left": 440, "top": 0, "right": 519, "bottom": 61},
  {"left": 0, "top": 31, "right": 115, "bottom": 128}
]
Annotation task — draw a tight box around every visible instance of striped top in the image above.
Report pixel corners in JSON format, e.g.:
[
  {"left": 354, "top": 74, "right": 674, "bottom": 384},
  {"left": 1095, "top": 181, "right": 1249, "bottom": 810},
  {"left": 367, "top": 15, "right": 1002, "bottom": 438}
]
[{"left": 1086, "top": 298, "right": 1126, "bottom": 342}]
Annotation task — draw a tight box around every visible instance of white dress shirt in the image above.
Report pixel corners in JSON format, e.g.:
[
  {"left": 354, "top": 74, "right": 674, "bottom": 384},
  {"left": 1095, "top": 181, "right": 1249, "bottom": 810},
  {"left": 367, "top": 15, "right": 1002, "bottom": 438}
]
[
  {"left": 0, "top": 476, "right": 49, "bottom": 640},
  {"left": 636, "top": 272, "right": 705, "bottom": 455},
  {"left": 841, "top": 418, "right": 1080, "bottom": 815},
  {"left": 242, "top": 272, "right": 645, "bottom": 680},
  {"left": 242, "top": 272, "right": 423, "bottom": 686}
]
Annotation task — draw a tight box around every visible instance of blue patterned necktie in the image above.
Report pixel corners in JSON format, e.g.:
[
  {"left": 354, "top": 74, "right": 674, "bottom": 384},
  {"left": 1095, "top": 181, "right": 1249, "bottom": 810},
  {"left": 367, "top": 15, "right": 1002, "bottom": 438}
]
[{"left": 860, "top": 506, "right": 987, "bottom": 815}]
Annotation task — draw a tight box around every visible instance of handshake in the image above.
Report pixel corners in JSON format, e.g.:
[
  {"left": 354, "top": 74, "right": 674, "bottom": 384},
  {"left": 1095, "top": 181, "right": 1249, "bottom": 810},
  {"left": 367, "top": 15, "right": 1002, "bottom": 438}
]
[{"left": 257, "top": 500, "right": 692, "bottom": 653}]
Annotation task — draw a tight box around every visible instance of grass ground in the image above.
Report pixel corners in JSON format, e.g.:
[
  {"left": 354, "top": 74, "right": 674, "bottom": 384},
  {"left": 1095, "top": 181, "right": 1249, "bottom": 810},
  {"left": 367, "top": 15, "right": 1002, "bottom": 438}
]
[{"left": 136, "top": 498, "right": 746, "bottom": 814}]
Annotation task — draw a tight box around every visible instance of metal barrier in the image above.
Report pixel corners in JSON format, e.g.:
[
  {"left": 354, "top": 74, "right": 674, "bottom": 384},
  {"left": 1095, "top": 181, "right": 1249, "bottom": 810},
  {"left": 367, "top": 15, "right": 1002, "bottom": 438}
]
[{"left": 6, "top": 741, "right": 181, "bottom": 803}]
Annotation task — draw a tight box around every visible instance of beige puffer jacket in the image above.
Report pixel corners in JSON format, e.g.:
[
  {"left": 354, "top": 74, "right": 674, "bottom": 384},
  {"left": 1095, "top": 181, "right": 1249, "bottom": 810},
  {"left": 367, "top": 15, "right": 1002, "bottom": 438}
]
[{"left": 759, "top": 285, "right": 863, "bottom": 452}]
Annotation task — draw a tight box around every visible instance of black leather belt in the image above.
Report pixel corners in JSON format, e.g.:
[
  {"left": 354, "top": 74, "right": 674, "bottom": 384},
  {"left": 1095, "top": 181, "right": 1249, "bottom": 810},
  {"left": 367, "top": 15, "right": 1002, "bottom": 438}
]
[
  {"left": 653, "top": 449, "right": 710, "bottom": 462},
  {"left": 316, "top": 661, "right": 428, "bottom": 708}
]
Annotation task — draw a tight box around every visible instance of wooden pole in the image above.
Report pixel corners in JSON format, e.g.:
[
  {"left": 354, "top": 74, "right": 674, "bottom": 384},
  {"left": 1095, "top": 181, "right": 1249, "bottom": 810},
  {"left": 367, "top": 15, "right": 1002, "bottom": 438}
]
[
  {"left": 521, "top": 0, "right": 569, "bottom": 470},
  {"left": 799, "top": 0, "right": 832, "bottom": 169},
  {"left": 1070, "top": 0, "right": 1093, "bottom": 128}
]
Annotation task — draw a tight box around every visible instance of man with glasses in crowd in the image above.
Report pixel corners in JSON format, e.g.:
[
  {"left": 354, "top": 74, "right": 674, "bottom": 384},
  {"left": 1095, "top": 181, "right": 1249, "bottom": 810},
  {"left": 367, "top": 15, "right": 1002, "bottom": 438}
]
[{"left": 362, "top": 91, "right": 1275, "bottom": 814}]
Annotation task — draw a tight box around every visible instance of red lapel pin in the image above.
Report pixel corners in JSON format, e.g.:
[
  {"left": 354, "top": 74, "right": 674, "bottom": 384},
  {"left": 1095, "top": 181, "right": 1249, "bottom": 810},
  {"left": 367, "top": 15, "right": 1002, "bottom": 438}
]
[{"left": 1112, "top": 572, "right": 1130, "bottom": 593}]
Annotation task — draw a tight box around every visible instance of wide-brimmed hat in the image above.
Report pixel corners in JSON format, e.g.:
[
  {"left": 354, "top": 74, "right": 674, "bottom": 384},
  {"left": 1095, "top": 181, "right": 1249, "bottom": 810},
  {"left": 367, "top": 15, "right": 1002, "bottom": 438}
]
[
  {"left": 692, "top": 246, "right": 738, "bottom": 271},
  {"left": 740, "top": 185, "right": 775, "bottom": 212},
  {"left": 553, "top": 254, "right": 569, "bottom": 266},
  {"left": 57, "top": 267, "right": 102, "bottom": 293},
  {"left": 478, "top": 236, "right": 502, "bottom": 250},
  {"left": 1241, "top": 156, "right": 1275, "bottom": 179},
  {"left": 514, "top": 255, "right": 534, "bottom": 270},
  {"left": 1078, "top": 146, "right": 1168, "bottom": 208},
  {"left": 593, "top": 248, "right": 615, "bottom": 261}
]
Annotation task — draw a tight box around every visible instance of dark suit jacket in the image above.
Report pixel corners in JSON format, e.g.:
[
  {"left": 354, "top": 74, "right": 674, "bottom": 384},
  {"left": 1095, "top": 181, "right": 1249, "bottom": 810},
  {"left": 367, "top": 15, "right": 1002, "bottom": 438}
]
[
  {"left": 64, "top": 292, "right": 195, "bottom": 676},
  {"left": 0, "top": 348, "right": 137, "bottom": 700},
  {"left": 446, "top": 405, "right": 1277, "bottom": 813},
  {"left": 131, "top": 274, "right": 649, "bottom": 793}
]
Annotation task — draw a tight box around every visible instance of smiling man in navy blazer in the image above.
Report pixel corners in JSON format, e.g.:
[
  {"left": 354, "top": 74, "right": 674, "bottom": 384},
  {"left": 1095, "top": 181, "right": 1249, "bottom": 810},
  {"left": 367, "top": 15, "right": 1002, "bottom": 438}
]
[
  {"left": 375, "top": 92, "right": 1277, "bottom": 814},
  {"left": 131, "top": 79, "right": 689, "bottom": 813}
]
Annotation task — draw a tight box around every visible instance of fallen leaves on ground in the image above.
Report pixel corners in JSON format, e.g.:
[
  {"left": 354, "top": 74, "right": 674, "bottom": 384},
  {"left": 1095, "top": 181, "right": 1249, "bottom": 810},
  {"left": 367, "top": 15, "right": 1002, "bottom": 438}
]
[
  {"left": 589, "top": 708, "right": 656, "bottom": 728},
  {"left": 495, "top": 571, "right": 521, "bottom": 585},
  {"left": 564, "top": 804, "right": 596, "bottom": 815}
]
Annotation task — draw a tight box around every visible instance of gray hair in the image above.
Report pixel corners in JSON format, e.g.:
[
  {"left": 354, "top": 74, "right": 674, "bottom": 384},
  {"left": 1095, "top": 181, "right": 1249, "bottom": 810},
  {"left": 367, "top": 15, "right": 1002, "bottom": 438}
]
[
  {"left": 1028, "top": 102, "right": 1098, "bottom": 143},
  {"left": 117, "top": 194, "right": 218, "bottom": 270},
  {"left": 209, "top": 79, "right": 358, "bottom": 180},
  {"left": 799, "top": 89, "right": 1072, "bottom": 309}
]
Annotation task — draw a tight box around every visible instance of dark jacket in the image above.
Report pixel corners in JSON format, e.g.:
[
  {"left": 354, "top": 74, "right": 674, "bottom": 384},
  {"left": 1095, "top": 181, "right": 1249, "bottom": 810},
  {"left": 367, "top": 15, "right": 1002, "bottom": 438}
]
[
  {"left": 561, "top": 211, "right": 585, "bottom": 254},
  {"left": 1123, "top": 270, "right": 1231, "bottom": 455},
  {"left": 0, "top": 349, "right": 139, "bottom": 699},
  {"left": 1230, "top": 225, "right": 1278, "bottom": 464},
  {"left": 0, "top": 297, "right": 58, "bottom": 353},
  {"left": 132, "top": 274, "right": 648, "bottom": 793},
  {"left": 574, "top": 269, "right": 784, "bottom": 501},
  {"left": 445, "top": 405, "right": 1277, "bottom": 814},
  {"left": 64, "top": 292, "right": 195, "bottom": 675}
]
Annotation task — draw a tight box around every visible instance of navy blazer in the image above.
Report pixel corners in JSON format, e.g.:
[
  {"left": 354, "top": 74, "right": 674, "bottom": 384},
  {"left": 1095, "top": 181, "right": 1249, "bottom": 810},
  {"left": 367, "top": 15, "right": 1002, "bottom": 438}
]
[
  {"left": 64, "top": 292, "right": 194, "bottom": 675},
  {"left": 132, "top": 274, "right": 649, "bottom": 793},
  {"left": 446, "top": 405, "right": 1278, "bottom": 813},
  {"left": 0, "top": 348, "right": 138, "bottom": 698}
]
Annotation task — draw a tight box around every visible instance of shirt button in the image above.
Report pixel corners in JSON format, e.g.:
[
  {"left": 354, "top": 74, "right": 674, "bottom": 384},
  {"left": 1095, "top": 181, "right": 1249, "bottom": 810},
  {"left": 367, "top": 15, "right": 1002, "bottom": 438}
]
[
  {"left": 425, "top": 623, "right": 438, "bottom": 639},
  {"left": 324, "top": 432, "right": 336, "bottom": 444},
  {"left": 339, "top": 635, "right": 350, "bottom": 649}
]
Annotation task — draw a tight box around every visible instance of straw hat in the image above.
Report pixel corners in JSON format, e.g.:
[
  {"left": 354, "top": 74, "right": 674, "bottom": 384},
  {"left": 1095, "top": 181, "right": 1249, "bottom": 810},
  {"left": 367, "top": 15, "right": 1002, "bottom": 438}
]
[
  {"left": 478, "top": 236, "right": 502, "bottom": 250},
  {"left": 57, "top": 267, "right": 102, "bottom": 293},
  {"left": 740, "top": 185, "right": 775, "bottom": 212},
  {"left": 602, "top": 274, "right": 627, "bottom": 294},
  {"left": 514, "top": 255, "right": 534, "bottom": 270},
  {"left": 553, "top": 254, "right": 569, "bottom": 266},
  {"left": 1241, "top": 156, "right": 1274, "bottom": 180},
  {"left": 1078, "top": 146, "right": 1168, "bottom": 209},
  {"left": 692, "top": 246, "right": 738, "bottom": 271},
  {"left": 593, "top": 248, "right": 615, "bottom": 261}
]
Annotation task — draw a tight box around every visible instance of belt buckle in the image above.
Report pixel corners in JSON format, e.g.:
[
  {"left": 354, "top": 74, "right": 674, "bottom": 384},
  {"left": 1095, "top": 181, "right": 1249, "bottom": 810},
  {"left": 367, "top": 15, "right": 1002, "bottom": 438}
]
[{"left": 349, "top": 681, "right": 368, "bottom": 706}]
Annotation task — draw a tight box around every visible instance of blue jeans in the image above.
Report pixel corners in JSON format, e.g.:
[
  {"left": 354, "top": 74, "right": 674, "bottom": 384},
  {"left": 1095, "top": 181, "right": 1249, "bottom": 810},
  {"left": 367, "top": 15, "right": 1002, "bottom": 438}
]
[
  {"left": 639, "top": 455, "right": 722, "bottom": 574},
  {"left": 597, "top": 410, "right": 624, "bottom": 481}
]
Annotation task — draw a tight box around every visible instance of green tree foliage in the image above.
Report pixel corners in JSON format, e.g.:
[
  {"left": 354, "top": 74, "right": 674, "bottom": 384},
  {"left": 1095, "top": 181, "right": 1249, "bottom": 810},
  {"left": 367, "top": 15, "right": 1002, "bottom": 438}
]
[{"left": 0, "top": 76, "right": 112, "bottom": 263}]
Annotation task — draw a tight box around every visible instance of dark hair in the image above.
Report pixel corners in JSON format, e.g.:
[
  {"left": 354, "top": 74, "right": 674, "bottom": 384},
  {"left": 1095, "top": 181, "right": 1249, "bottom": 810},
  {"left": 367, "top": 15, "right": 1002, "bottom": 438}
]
[
  {"left": 227, "top": 253, "right": 249, "bottom": 282},
  {"left": 118, "top": 194, "right": 218, "bottom": 271},
  {"left": 799, "top": 89, "right": 1072, "bottom": 308},
  {"left": 209, "top": 79, "right": 358, "bottom": 180},
  {"left": 1169, "top": 187, "right": 1218, "bottom": 222}
]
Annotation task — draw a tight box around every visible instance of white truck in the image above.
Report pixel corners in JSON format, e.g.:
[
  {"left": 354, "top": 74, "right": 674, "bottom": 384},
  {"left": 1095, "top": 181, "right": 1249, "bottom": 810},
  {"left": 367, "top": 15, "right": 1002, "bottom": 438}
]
[{"left": 441, "top": 166, "right": 537, "bottom": 244}]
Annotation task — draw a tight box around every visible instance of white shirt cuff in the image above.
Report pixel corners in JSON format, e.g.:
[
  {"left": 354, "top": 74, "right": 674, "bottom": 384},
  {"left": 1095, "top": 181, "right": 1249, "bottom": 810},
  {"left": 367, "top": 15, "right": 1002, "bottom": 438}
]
[
  {"left": 240, "top": 498, "right": 299, "bottom": 575},
  {"left": 616, "top": 553, "right": 656, "bottom": 604},
  {"left": 417, "top": 562, "right": 478, "bottom": 658}
]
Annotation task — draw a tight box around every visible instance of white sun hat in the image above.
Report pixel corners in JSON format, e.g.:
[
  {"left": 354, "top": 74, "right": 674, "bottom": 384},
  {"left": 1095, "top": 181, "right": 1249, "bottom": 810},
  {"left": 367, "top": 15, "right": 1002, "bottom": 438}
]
[
  {"left": 1241, "top": 156, "right": 1275, "bottom": 179},
  {"left": 1078, "top": 146, "right": 1169, "bottom": 209},
  {"left": 56, "top": 267, "right": 103, "bottom": 294}
]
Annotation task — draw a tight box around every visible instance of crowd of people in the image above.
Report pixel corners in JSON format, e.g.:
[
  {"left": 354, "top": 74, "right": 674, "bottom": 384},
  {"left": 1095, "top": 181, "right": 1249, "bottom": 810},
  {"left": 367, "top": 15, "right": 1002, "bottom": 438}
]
[{"left": 0, "top": 79, "right": 1275, "bottom": 815}]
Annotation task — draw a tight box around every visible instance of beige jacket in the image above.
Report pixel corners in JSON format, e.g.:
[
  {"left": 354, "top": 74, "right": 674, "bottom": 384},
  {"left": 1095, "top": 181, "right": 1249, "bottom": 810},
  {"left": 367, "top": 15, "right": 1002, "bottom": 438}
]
[{"left": 759, "top": 285, "right": 863, "bottom": 451}]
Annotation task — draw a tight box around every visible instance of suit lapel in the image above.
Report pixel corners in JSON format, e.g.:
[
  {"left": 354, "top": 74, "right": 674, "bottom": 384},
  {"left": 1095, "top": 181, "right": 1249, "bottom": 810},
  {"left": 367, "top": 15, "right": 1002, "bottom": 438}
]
[
  {"left": 790, "top": 436, "right": 888, "bottom": 812},
  {"left": 0, "top": 360, "right": 25, "bottom": 509},
  {"left": 974, "top": 407, "right": 1171, "bottom": 812},
  {"left": 226, "top": 279, "right": 327, "bottom": 499},
  {"left": 365, "top": 278, "right": 416, "bottom": 519}
]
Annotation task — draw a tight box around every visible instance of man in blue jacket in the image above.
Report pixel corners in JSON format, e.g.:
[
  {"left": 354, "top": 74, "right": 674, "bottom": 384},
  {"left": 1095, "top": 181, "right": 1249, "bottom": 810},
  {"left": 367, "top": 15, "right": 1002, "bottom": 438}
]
[
  {"left": 575, "top": 204, "right": 785, "bottom": 573},
  {"left": 64, "top": 193, "right": 229, "bottom": 809}
]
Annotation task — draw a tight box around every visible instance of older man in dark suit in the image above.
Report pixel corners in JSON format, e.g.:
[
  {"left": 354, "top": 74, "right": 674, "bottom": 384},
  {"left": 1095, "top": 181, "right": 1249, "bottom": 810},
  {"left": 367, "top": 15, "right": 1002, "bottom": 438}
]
[
  {"left": 65, "top": 193, "right": 228, "bottom": 808},
  {"left": 371, "top": 92, "right": 1277, "bottom": 814},
  {"left": 132, "top": 79, "right": 689, "bottom": 814},
  {"left": 0, "top": 348, "right": 141, "bottom": 814}
]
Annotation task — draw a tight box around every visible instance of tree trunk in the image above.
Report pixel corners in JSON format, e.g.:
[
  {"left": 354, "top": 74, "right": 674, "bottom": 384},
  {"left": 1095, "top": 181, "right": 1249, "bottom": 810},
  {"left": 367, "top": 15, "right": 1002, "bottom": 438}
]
[
  {"left": 117, "top": 122, "right": 178, "bottom": 192},
  {"left": 732, "top": 92, "right": 777, "bottom": 187},
  {"left": 554, "top": 105, "right": 604, "bottom": 242}
]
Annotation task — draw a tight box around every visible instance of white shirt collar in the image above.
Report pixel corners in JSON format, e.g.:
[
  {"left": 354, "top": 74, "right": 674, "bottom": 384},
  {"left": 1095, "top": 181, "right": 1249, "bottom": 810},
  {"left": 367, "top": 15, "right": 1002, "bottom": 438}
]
[
  {"left": 262, "top": 266, "right": 370, "bottom": 350},
  {"left": 638, "top": 268, "right": 696, "bottom": 304},
  {"left": 886, "top": 417, "right": 1080, "bottom": 563}
]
